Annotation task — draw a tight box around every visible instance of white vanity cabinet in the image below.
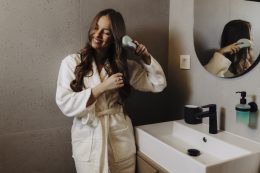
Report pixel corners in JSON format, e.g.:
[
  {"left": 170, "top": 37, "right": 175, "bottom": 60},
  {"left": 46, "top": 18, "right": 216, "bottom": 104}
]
[{"left": 136, "top": 151, "right": 168, "bottom": 173}]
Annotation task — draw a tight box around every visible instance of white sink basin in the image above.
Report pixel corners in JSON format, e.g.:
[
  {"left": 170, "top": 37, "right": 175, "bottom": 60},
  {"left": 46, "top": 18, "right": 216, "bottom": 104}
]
[{"left": 135, "top": 120, "right": 260, "bottom": 173}]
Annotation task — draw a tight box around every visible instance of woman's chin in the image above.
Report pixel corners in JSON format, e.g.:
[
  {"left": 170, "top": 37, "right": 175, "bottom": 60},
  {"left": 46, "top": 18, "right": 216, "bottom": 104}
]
[
  {"left": 91, "top": 44, "right": 109, "bottom": 52},
  {"left": 91, "top": 44, "right": 101, "bottom": 50}
]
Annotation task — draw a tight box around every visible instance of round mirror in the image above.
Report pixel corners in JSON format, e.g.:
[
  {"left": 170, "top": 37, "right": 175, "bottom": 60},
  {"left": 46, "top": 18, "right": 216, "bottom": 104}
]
[{"left": 194, "top": 0, "right": 260, "bottom": 78}]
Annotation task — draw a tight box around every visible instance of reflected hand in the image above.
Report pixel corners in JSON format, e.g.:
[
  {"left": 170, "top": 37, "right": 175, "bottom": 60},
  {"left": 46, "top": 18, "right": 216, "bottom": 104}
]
[{"left": 217, "top": 43, "right": 241, "bottom": 55}]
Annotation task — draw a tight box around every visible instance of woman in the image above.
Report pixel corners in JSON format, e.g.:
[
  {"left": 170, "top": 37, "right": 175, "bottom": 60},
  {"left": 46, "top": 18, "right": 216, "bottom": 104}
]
[
  {"left": 55, "top": 9, "right": 166, "bottom": 173},
  {"left": 204, "top": 19, "right": 253, "bottom": 77}
]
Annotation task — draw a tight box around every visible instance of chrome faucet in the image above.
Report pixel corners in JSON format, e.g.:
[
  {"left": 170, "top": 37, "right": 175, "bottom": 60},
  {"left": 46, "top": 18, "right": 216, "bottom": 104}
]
[{"left": 195, "top": 104, "right": 218, "bottom": 134}]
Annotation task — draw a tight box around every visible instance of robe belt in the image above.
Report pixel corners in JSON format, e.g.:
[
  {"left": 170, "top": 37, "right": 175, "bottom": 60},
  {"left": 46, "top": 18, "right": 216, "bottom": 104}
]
[
  {"left": 96, "top": 105, "right": 123, "bottom": 117},
  {"left": 81, "top": 105, "right": 123, "bottom": 126}
]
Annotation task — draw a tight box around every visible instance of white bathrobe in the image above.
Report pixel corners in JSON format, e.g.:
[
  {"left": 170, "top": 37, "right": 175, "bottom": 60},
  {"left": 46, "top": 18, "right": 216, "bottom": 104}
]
[{"left": 56, "top": 54, "right": 166, "bottom": 173}]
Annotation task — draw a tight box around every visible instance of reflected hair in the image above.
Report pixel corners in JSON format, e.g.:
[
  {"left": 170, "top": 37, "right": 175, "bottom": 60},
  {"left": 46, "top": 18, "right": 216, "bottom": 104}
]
[
  {"left": 70, "top": 9, "right": 131, "bottom": 103},
  {"left": 220, "top": 19, "right": 253, "bottom": 75}
]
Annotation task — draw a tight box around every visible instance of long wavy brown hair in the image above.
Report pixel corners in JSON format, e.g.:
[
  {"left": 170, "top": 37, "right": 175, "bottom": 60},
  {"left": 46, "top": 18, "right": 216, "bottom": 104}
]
[{"left": 70, "top": 9, "right": 131, "bottom": 103}]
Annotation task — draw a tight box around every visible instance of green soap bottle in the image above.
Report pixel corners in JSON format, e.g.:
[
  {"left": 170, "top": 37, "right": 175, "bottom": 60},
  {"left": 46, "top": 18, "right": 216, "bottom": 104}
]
[{"left": 235, "top": 91, "right": 250, "bottom": 124}]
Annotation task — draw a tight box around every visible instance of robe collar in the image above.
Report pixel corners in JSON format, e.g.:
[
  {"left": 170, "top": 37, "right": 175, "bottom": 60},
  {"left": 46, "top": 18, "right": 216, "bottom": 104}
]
[{"left": 91, "top": 58, "right": 110, "bottom": 85}]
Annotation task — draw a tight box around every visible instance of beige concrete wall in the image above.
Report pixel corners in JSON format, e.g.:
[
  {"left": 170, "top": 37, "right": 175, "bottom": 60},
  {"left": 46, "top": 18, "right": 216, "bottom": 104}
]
[{"left": 0, "top": 0, "right": 80, "bottom": 172}]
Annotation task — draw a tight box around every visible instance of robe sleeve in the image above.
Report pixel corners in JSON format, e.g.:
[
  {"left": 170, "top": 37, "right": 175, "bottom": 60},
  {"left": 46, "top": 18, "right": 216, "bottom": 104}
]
[
  {"left": 128, "top": 56, "right": 167, "bottom": 92},
  {"left": 55, "top": 54, "right": 96, "bottom": 125},
  {"left": 204, "top": 52, "right": 232, "bottom": 77}
]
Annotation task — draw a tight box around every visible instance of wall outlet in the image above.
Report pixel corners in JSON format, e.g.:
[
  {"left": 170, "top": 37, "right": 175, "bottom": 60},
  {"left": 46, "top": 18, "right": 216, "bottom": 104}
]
[{"left": 180, "top": 55, "right": 191, "bottom": 69}]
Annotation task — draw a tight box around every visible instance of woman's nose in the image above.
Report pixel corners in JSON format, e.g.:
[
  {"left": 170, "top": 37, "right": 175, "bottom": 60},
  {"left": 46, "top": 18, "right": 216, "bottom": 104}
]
[{"left": 94, "top": 30, "right": 102, "bottom": 38}]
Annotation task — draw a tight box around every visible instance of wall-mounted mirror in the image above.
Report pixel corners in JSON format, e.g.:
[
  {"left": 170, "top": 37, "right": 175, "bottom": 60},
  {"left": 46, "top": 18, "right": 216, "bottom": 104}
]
[{"left": 194, "top": 0, "right": 260, "bottom": 78}]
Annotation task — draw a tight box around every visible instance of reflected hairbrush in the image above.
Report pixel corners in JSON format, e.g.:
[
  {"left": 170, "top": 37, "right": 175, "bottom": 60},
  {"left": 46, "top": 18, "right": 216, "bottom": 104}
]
[{"left": 236, "top": 38, "right": 253, "bottom": 49}]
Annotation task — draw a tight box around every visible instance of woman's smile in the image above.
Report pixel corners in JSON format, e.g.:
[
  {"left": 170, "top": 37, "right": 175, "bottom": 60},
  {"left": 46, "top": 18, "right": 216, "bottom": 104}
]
[{"left": 93, "top": 37, "right": 102, "bottom": 45}]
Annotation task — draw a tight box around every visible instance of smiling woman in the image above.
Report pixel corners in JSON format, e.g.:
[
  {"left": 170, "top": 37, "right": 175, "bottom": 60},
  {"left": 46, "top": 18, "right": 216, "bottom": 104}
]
[
  {"left": 194, "top": 0, "right": 260, "bottom": 78},
  {"left": 55, "top": 8, "right": 167, "bottom": 173}
]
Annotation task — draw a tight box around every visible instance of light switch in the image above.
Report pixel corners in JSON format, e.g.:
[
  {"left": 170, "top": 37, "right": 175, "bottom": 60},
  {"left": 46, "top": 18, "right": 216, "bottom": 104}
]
[{"left": 180, "top": 55, "right": 191, "bottom": 69}]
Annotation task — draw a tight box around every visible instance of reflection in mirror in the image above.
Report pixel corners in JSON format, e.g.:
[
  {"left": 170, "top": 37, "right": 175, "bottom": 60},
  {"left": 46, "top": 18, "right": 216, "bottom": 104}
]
[
  {"left": 204, "top": 20, "right": 253, "bottom": 77},
  {"left": 194, "top": 0, "right": 260, "bottom": 78}
]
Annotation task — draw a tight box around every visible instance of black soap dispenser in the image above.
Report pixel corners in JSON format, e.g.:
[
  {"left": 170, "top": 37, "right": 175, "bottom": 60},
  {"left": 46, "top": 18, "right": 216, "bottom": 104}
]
[{"left": 235, "top": 91, "right": 250, "bottom": 124}]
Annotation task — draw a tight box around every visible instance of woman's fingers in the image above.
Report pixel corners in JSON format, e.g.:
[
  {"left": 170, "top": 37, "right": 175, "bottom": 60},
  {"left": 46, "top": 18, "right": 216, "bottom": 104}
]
[
  {"left": 112, "top": 73, "right": 124, "bottom": 88},
  {"left": 230, "top": 44, "right": 240, "bottom": 54},
  {"left": 133, "top": 40, "right": 150, "bottom": 57},
  {"left": 113, "top": 73, "right": 123, "bottom": 82}
]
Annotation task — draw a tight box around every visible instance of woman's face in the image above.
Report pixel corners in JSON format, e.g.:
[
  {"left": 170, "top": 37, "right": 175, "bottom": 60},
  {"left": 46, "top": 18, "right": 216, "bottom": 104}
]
[{"left": 90, "top": 15, "right": 113, "bottom": 51}]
